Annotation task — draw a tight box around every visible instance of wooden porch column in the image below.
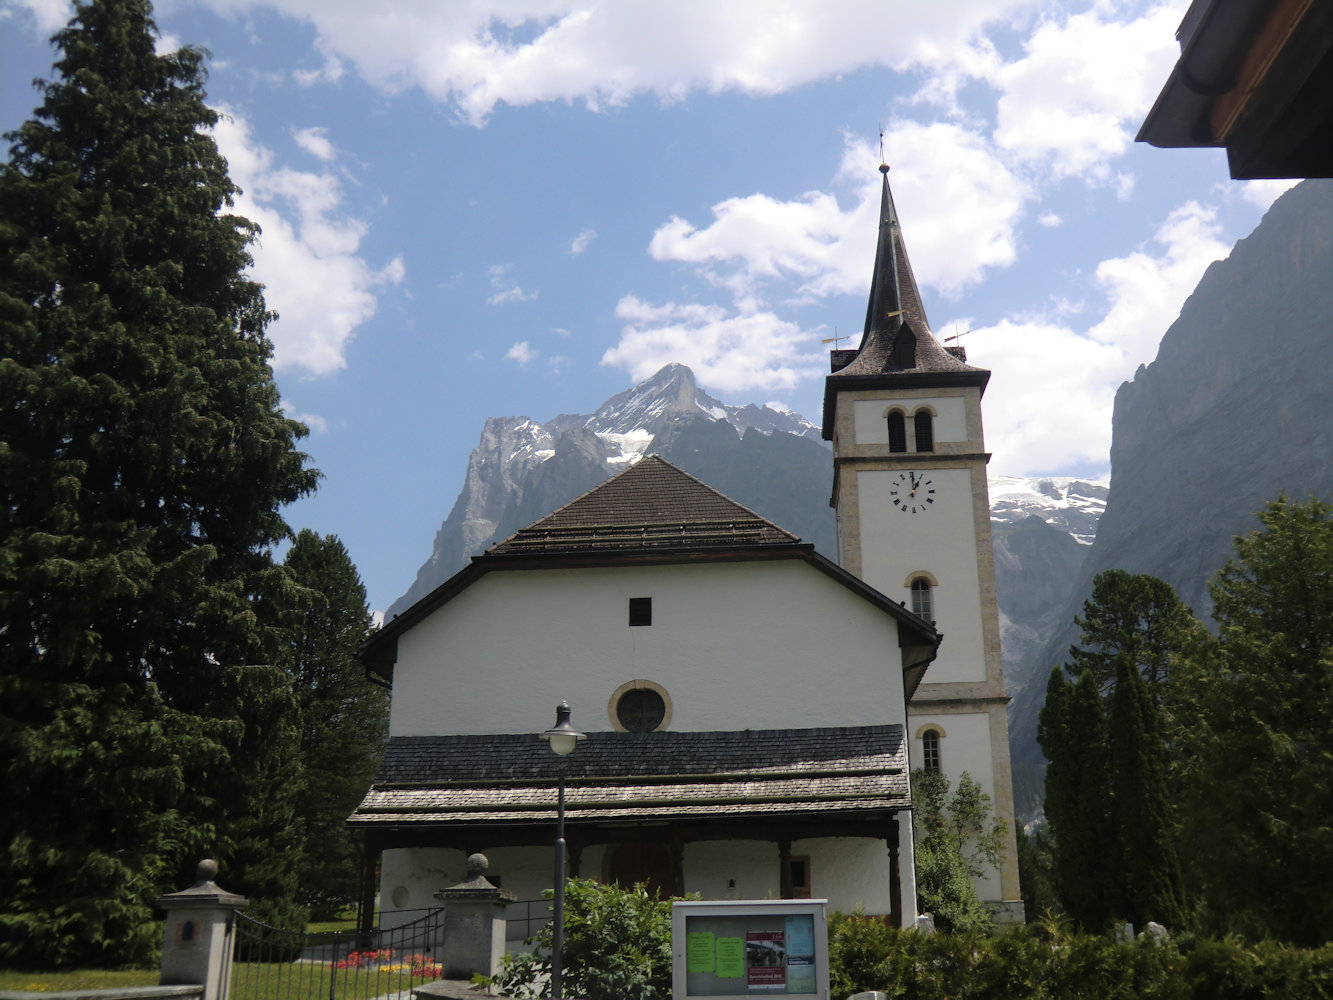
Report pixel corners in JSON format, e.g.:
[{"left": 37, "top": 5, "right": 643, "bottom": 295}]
[
  {"left": 778, "top": 839, "right": 793, "bottom": 899},
  {"left": 569, "top": 844, "right": 583, "bottom": 879},
  {"left": 886, "top": 819, "right": 902, "bottom": 928},
  {"left": 357, "top": 836, "right": 380, "bottom": 937},
  {"left": 670, "top": 839, "right": 686, "bottom": 897}
]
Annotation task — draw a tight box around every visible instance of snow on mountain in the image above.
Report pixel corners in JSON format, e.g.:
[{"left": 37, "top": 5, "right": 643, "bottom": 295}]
[
  {"left": 583, "top": 363, "right": 821, "bottom": 445},
  {"left": 988, "top": 475, "right": 1108, "bottom": 545}
]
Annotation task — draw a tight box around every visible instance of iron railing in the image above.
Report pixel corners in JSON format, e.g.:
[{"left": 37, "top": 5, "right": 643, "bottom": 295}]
[
  {"left": 504, "top": 897, "right": 553, "bottom": 945},
  {"left": 231, "top": 907, "right": 444, "bottom": 1000}
]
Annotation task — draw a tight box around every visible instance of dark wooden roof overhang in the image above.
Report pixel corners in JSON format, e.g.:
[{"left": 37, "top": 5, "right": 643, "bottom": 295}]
[
  {"left": 361, "top": 543, "right": 939, "bottom": 692},
  {"left": 1136, "top": 0, "right": 1333, "bottom": 178}
]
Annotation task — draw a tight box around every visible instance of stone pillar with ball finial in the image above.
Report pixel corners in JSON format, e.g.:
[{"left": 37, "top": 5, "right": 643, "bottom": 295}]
[
  {"left": 157, "top": 860, "right": 248, "bottom": 1000},
  {"left": 433, "top": 853, "right": 516, "bottom": 981}
]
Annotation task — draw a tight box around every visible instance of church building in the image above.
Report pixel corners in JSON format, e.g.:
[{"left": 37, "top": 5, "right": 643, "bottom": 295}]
[{"left": 351, "top": 163, "right": 1023, "bottom": 931}]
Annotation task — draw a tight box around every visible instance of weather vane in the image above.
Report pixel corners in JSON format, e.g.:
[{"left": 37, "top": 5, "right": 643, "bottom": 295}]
[{"left": 820, "top": 326, "right": 847, "bottom": 349}]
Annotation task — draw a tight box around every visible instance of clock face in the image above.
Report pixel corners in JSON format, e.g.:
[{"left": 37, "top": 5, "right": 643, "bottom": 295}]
[{"left": 889, "top": 471, "right": 935, "bottom": 514}]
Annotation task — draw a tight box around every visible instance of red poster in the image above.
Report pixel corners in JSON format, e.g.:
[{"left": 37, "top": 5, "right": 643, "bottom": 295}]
[{"left": 745, "top": 932, "right": 786, "bottom": 988}]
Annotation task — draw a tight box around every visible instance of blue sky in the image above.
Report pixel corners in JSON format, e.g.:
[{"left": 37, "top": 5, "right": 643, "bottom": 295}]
[{"left": 0, "top": 0, "right": 1296, "bottom": 614}]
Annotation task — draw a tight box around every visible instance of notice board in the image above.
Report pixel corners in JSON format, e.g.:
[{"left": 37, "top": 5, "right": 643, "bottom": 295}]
[{"left": 671, "top": 900, "right": 829, "bottom": 1000}]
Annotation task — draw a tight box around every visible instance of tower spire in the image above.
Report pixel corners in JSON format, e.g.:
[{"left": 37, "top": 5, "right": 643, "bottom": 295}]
[
  {"left": 821, "top": 162, "right": 989, "bottom": 437},
  {"left": 862, "top": 161, "right": 930, "bottom": 348}
]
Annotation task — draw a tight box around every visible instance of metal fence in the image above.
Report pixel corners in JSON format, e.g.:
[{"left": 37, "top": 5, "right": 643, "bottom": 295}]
[
  {"left": 504, "top": 897, "right": 552, "bottom": 945},
  {"left": 231, "top": 908, "right": 445, "bottom": 1000}
]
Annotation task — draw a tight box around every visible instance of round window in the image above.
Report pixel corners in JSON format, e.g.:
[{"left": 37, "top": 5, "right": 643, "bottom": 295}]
[{"left": 616, "top": 688, "right": 667, "bottom": 732}]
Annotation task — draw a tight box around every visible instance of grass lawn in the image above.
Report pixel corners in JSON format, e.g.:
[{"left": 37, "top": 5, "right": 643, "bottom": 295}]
[
  {"left": 231, "top": 962, "right": 443, "bottom": 1000},
  {"left": 0, "top": 965, "right": 443, "bottom": 1000},
  {"left": 0, "top": 970, "right": 159, "bottom": 992}
]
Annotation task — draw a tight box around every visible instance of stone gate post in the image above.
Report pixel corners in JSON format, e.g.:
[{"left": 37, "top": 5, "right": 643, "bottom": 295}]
[
  {"left": 434, "top": 853, "right": 515, "bottom": 981},
  {"left": 157, "top": 860, "right": 248, "bottom": 1000}
]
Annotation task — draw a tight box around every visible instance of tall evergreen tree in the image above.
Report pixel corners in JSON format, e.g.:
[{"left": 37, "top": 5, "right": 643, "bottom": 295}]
[
  {"left": 1183, "top": 496, "right": 1333, "bottom": 944},
  {"left": 0, "top": 0, "right": 316, "bottom": 965},
  {"left": 1038, "top": 668, "right": 1118, "bottom": 930},
  {"left": 1108, "top": 657, "right": 1185, "bottom": 930},
  {"left": 282, "top": 530, "right": 387, "bottom": 920},
  {"left": 1068, "top": 569, "right": 1206, "bottom": 706}
]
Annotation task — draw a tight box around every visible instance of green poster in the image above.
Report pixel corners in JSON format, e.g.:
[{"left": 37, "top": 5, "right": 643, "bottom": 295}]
[
  {"left": 687, "top": 931, "right": 716, "bottom": 973},
  {"left": 715, "top": 936, "right": 745, "bottom": 978}
]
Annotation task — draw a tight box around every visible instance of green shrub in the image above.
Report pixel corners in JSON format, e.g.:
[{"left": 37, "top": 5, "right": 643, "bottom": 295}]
[{"left": 491, "top": 879, "right": 677, "bottom": 1000}]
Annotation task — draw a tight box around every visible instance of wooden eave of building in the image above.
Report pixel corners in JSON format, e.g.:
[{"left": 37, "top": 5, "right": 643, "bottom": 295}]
[{"left": 1136, "top": 0, "right": 1333, "bottom": 178}]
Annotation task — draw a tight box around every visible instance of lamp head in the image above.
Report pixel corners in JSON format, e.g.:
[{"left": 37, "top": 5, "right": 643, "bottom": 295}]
[{"left": 541, "top": 701, "right": 587, "bottom": 756}]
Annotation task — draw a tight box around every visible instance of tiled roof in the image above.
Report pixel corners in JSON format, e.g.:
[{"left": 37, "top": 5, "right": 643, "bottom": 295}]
[
  {"left": 486, "top": 455, "right": 800, "bottom": 555},
  {"left": 350, "top": 725, "right": 910, "bottom": 826}
]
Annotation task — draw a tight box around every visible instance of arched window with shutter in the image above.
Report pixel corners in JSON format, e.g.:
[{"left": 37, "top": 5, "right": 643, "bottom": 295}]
[
  {"left": 921, "top": 729, "right": 942, "bottom": 773},
  {"left": 888, "top": 410, "right": 907, "bottom": 452},
  {"left": 910, "top": 577, "right": 933, "bottom": 621},
  {"left": 914, "top": 409, "right": 934, "bottom": 452}
]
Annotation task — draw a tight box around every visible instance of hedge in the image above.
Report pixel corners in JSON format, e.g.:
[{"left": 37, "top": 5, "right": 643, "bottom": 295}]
[{"left": 828, "top": 913, "right": 1333, "bottom": 1000}]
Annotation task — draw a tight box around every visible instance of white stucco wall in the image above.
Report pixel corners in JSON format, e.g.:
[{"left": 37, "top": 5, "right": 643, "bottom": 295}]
[
  {"left": 383, "top": 836, "right": 904, "bottom": 938},
  {"left": 908, "top": 711, "right": 1002, "bottom": 901},
  {"left": 855, "top": 467, "right": 984, "bottom": 684},
  {"left": 389, "top": 559, "right": 910, "bottom": 737},
  {"left": 683, "top": 837, "right": 896, "bottom": 914},
  {"left": 853, "top": 395, "right": 967, "bottom": 446}
]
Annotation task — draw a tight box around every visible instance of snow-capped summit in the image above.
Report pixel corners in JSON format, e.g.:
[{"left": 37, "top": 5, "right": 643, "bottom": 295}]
[
  {"left": 988, "top": 475, "right": 1108, "bottom": 545},
  {"left": 584, "top": 363, "right": 822, "bottom": 442}
]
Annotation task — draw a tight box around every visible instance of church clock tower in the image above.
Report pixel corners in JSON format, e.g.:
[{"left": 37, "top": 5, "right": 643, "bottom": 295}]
[{"left": 822, "top": 163, "right": 1023, "bottom": 922}]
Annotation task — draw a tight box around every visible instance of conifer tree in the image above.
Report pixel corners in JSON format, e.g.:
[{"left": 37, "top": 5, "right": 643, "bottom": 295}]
[
  {"left": 0, "top": 0, "right": 316, "bottom": 965},
  {"left": 1108, "top": 657, "right": 1185, "bottom": 930},
  {"left": 1183, "top": 496, "right": 1333, "bottom": 944},
  {"left": 283, "top": 530, "right": 387, "bottom": 919},
  {"left": 1038, "top": 668, "right": 1118, "bottom": 930},
  {"left": 1068, "top": 569, "right": 1206, "bottom": 706}
]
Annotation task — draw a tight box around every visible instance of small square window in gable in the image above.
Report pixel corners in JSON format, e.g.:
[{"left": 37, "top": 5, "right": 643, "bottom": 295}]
[{"left": 628, "top": 597, "right": 652, "bottom": 626}]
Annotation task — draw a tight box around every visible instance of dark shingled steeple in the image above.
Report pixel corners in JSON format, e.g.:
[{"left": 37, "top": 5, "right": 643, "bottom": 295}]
[{"left": 822, "top": 163, "right": 989, "bottom": 439}]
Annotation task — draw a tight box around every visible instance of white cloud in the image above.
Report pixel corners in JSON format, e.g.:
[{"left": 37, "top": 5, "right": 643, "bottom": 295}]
[
  {"left": 988, "top": 3, "right": 1185, "bottom": 183},
  {"left": 293, "top": 126, "right": 337, "bottom": 161},
  {"left": 1037, "top": 212, "right": 1061, "bottom": 228},
  {"left": 200, "top": 0, "right": 1032, "bottom": 126},
  {"left": 4, "top": 0, "right": 70, "bottom": 34},
  {"left": 601, "top": 294, "right": 823, "bottom": 393},
  {"left": 1085, "top": 200, "right": 1228, "bottom": 360},
  {"left": 487, "top": 263, "right": 537, "bottom": 304},
  {"left": 964, "top": 317, "right": 1123, "bottom": 475},
  {"left": 1236, "top": 177, "right": 1300, "bottom": 211},
  {"left": 507, "top": 341, "right": 536, "bottom": 364},
  {"left": 293, "top": 52, "right": 346, "bottom": 87},
  {"left": 210, "top": 109, "right": 403, "bottom": 376},
  {"left": 964, "top": 198, "right": 1230, "bottom": 476},
  {"left": 570, "top": 228, "right": 597, "bottom": 254},
  {"left": 282, "top": 407, "right": 330, "bottom": 435},
  {"left": 649, "top": 127, "right": 1027, "bottom": 309}
]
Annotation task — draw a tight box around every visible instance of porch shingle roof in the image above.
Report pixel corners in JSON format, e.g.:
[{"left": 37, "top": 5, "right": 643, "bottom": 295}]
[{"left": 350, "top": 725, "right": 910, "bottom": 827}]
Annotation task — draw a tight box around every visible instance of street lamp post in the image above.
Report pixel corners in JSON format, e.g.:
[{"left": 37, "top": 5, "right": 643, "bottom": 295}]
[{"left": 541, "top": 702, "right": 586, "bottom": 1000}]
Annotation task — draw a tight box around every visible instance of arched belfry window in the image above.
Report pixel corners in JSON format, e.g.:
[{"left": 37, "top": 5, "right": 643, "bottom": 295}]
[
  {"left": 914, "top": 410, "right": 934, "bottom": 453},
  {"left": 910, "top": 577, "right": 933, "bottom": 622},
  {"left": 921, "top": 729, "right": 942, "bottom": 773},
  {"left": 887, "top": 411, "right": 907, "bottom": 453}
]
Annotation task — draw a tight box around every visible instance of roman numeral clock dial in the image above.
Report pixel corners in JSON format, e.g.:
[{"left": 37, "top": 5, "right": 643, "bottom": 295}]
[{"left": 889, "top": 470, "right": 935, "bottom": 514}]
